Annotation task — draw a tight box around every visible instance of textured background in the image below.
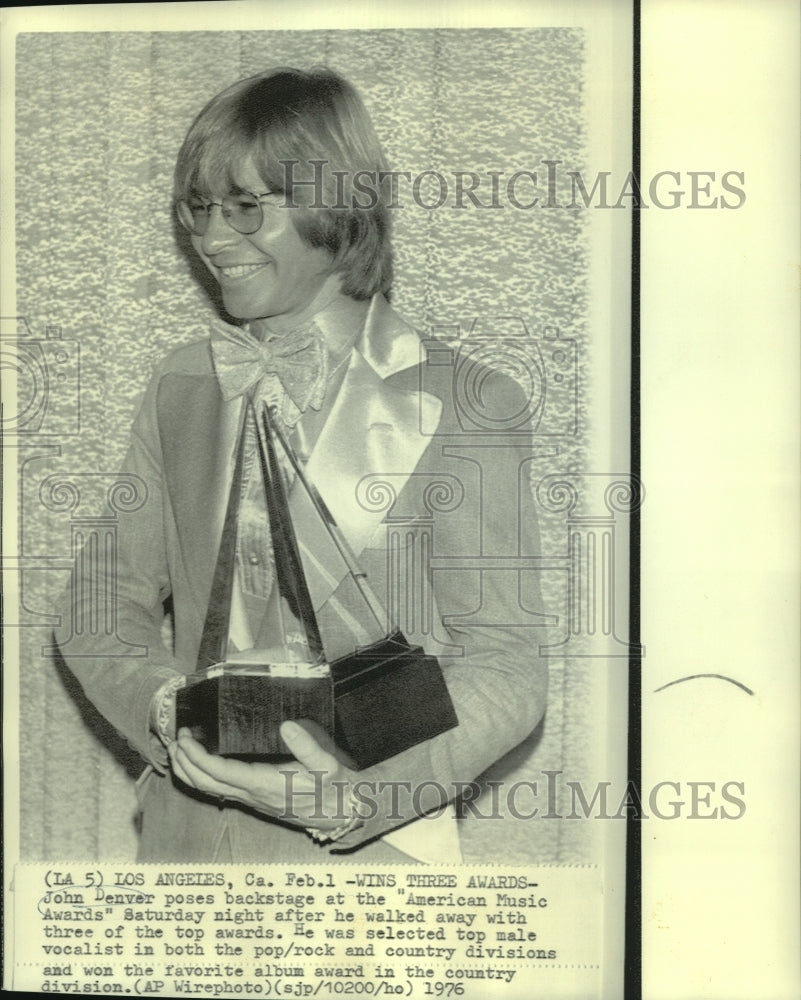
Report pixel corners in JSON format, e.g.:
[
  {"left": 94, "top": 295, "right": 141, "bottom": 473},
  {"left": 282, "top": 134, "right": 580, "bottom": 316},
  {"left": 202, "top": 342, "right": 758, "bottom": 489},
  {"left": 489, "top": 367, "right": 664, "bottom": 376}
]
[{"left": 14, "top": 28, "right": 604, "bottom": 863}]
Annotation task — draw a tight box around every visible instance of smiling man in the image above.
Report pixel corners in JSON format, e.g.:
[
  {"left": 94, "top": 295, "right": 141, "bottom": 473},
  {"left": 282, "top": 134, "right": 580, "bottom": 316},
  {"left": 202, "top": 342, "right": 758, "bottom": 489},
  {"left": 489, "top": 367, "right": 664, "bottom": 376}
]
[
  {"left": 56, "top": 66, "right": 547, "bottom": 863},
  {"left": 180, "top": 164, "right": 342, "bottom": 332}
]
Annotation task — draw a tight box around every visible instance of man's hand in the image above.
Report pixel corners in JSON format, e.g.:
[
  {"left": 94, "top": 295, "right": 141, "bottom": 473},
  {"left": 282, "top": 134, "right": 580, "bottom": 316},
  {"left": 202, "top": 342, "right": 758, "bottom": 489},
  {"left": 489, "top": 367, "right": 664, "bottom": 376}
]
[{"left": 167, "top": 720, "right": 357, "bottom": 831}]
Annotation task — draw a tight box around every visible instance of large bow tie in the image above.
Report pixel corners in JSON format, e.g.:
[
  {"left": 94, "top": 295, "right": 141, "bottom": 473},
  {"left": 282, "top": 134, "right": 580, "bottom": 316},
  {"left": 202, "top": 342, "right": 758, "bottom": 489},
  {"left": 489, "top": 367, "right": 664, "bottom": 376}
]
[{"left": 210, "top": 318, "right": 329, "bottom": 413}]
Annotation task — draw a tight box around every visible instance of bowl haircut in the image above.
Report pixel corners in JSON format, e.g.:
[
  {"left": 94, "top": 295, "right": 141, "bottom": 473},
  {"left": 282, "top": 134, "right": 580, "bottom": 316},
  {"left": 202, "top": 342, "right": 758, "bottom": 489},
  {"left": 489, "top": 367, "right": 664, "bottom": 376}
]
[{"left": 174, "top": 67, "right": 394, "bottom": 300}]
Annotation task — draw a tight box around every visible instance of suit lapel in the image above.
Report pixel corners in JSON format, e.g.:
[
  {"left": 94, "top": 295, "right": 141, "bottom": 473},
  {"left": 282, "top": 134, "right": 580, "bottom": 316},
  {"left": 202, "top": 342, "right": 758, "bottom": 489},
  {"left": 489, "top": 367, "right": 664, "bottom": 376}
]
[
  {"left": 293, "top": 299, "right": 443, "bottom": 614},
  {"left": 156, "top": 372, "right": 244, "bottom": 619}
]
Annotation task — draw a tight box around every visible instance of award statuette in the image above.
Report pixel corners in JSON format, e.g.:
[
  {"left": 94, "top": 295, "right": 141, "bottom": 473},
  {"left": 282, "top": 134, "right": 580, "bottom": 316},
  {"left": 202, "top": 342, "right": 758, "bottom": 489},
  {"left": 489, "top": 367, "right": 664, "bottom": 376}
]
[{"left": 176, "top": 401, "right": 458, "bottom": 769}]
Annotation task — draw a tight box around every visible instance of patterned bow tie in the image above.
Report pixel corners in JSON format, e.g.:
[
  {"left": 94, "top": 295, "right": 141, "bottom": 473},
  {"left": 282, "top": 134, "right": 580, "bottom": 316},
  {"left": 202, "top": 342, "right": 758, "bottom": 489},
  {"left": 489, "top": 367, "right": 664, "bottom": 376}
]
[{"left": 210, "top": 318, "right": 329, "bottom": 414}]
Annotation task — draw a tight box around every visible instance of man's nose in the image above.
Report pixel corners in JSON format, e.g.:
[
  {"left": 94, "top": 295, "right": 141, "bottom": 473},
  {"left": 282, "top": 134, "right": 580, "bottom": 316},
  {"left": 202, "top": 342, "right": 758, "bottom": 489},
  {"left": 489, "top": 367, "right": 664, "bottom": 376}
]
[{"left": 200, "top": 205, "right": 241, "bottom": 254}]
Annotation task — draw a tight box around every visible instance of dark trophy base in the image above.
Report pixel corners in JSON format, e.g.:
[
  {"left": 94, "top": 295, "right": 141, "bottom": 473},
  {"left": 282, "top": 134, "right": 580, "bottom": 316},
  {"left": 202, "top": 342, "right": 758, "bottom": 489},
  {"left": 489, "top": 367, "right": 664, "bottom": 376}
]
[
  {"left": 176, "top": 668, "right": 334, "bottom": 759},
  {"left": 330, "top": 631, "right": 458, "bottom": 770},
  {"left": 176, "top": 633, "right": 458, "bottom": 770}
]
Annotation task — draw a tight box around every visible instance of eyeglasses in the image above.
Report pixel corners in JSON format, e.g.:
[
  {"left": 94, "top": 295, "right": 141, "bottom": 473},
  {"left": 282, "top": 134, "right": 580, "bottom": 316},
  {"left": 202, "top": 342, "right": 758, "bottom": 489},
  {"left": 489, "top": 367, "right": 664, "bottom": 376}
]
[{"left": 176, "top": 190, "right": 279, "bottom": 236}]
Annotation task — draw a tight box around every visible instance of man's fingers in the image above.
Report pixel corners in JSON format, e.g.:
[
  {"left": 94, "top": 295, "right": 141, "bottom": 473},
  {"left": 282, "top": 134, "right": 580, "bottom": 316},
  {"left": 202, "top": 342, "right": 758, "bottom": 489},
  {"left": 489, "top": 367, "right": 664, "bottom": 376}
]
[
  {"left": 170, "top": 727, "right": 345, "bottom": 826},
  {"left": 175, "top": 731, "right": 260, "bottom": 791},
  {"left": 280, "top": 720, "right": 340, "bottom": 773},
  {"left": 170, "top": 738, "right": 248, "bottom": 802},
  {"left": 171, "top": 730, "right": 314, "bottom": 817},
  {"left": 290, "top": 719, "right": 358, "bottom": 769}
]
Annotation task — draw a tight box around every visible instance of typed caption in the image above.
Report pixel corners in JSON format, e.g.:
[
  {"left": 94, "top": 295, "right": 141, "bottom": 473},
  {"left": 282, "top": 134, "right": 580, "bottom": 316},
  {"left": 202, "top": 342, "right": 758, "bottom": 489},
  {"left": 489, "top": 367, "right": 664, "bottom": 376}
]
[{"left": 11, "top": 864, "right": 601, "bottom": 999}]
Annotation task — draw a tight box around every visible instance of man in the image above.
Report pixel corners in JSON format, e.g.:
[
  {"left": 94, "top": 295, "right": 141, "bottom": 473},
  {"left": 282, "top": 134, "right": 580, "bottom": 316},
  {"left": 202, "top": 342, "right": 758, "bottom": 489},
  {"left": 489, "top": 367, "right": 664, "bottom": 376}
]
[{"left": 56, "top": 66, "right": 547, "bottom": 862}]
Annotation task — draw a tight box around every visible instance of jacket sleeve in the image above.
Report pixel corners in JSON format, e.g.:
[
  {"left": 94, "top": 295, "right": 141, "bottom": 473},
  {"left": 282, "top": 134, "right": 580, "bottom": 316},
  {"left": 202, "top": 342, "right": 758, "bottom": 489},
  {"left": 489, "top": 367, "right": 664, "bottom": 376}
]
[
  {"left": 54, "top": 363, "right": 186, "bottom": 770},
  {"left": 332, "top": 371, "right": 548, "bottom": 850}
]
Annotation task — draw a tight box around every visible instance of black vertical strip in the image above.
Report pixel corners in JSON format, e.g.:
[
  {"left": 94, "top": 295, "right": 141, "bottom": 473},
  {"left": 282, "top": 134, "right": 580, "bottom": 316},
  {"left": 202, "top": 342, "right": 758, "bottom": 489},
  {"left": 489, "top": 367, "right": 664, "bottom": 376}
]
[{"left": 625, "top": 1, "right": 643, "bottom": 998}]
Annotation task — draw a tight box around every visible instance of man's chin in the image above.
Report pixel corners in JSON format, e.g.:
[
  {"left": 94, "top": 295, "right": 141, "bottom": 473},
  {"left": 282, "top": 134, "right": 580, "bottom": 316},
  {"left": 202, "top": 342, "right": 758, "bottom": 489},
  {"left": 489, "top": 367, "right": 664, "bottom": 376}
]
[{"left": 220, "top": 297, "right": 268, "bottom": 322}]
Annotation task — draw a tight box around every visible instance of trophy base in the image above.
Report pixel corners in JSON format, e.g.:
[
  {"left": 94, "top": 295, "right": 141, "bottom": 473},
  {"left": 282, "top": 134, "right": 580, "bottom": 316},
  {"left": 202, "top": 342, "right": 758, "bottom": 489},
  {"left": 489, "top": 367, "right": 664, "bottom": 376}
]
[
  {"left": 176, "top": 668, "right": 334, "bottom": 758},
  {"left": 176, "top": 634, "right": 459, "bottom": 768},
  {"left": 330, "top": 631, "right": 459, "bottom": 770}
]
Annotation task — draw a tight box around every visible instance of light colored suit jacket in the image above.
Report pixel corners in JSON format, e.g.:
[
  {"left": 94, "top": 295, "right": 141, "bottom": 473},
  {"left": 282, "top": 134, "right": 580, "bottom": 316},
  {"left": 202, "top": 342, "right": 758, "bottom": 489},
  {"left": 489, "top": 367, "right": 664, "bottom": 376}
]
[{"left": 57, "top": 294, "right": 547, "bottom": 861}]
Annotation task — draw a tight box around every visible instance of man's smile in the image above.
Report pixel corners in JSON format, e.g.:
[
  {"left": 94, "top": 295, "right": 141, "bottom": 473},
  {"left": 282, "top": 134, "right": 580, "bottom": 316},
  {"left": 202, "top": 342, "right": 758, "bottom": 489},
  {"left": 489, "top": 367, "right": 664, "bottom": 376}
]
[{"left": 216, "top": 263, "right": 270, "bottom": 279}]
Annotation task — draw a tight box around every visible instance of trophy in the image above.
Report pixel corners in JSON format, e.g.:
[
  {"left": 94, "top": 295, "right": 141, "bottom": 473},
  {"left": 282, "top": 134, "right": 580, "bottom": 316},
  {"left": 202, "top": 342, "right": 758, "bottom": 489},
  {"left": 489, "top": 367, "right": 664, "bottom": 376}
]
[{"left": 176, "top": 401, "right": 458, "bottom": 770}]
